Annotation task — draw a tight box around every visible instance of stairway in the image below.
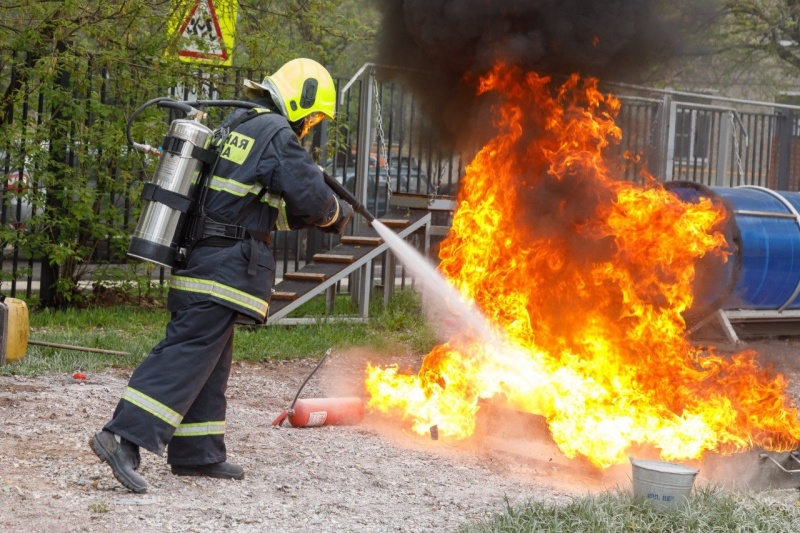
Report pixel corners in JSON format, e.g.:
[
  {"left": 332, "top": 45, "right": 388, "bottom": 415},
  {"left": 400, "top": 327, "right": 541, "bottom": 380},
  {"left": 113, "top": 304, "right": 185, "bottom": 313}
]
[{"left": 266, "top": 208, "right": 432, "bottom": 325}]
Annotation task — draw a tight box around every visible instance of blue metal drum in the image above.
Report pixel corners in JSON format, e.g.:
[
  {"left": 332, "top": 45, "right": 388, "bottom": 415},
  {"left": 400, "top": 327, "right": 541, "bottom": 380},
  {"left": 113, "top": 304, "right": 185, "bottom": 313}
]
[{"left": 667, "top": 182, "right": 800, "bottom": 314}]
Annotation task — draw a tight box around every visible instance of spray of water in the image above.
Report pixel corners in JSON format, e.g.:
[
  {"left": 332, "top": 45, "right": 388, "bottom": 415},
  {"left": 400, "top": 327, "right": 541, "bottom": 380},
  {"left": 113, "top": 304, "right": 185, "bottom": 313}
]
[{"left": 371, "top": 220, "right": 498, "bottom": 344}]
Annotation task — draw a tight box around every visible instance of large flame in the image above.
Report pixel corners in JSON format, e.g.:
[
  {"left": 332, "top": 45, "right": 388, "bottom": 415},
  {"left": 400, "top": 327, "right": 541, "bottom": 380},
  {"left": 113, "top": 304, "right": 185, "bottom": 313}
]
[{"left": 365, "top": 64, "right": 800, "bottom": 468}]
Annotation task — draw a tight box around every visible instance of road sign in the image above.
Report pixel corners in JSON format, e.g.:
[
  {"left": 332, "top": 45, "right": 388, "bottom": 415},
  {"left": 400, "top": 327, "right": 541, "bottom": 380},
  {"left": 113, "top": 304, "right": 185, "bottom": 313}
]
[{"left": 167, "top": 0, "right": 237, "bottom": 66}]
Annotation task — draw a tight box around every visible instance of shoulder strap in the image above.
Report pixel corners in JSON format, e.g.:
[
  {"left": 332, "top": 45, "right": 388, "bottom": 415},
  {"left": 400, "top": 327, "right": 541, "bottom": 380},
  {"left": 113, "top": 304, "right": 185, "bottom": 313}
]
[{"left": 212, "top": 107, "right": 271, "bottom": 146}]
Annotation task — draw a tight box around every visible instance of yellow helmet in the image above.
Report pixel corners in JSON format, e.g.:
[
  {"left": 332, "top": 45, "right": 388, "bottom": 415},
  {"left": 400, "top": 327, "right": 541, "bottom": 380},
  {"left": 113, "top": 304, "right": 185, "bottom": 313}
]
[{"left": 243, "top": 58, "right": 336, "bottom": 122}]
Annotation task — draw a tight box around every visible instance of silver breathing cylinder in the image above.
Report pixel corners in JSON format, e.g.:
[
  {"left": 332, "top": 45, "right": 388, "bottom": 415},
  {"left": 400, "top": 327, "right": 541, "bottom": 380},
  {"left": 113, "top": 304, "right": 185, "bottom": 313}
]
[{"left": 127, "top": 119, "right": 213, "bottom": 267}]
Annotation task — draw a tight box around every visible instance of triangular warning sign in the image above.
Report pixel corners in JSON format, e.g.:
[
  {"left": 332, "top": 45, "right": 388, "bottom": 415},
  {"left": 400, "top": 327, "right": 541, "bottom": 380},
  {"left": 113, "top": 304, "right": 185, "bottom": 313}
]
[{"left": 176, "top": 0, "right": 228, "bottom": 62}]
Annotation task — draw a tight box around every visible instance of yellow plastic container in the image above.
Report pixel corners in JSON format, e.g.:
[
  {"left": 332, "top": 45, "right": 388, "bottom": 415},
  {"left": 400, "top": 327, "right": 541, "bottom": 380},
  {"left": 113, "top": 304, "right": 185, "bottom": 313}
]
[{"left": 0, "top": 297, "right": 28, "bottom": 364}]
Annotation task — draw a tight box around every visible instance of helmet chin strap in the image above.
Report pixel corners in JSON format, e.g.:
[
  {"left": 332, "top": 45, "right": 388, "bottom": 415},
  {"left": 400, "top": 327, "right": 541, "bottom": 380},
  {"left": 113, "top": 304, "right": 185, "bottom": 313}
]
[
  {"left": 290, "top": 117, "right": 306, "bottom": 137},
  {"left": 262, "top": 79, "right": 308, "bottom": 137}
]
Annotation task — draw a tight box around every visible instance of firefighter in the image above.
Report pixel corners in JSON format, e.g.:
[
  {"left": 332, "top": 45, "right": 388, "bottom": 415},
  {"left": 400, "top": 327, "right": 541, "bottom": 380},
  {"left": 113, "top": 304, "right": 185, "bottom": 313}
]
[{"left": 90, "top": 58, "right": 353, "bottom": 493}]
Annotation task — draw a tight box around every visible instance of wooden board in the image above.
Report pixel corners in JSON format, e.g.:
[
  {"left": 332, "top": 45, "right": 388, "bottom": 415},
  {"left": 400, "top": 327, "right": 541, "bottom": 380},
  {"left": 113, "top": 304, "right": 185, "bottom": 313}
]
[
  {"left": 380, "top": 218, "right": 411, "bottom": 228},
  {"left": 312, "top": 253, "right": 355, "bottom": 264},
  {"left": 283, "top": 272, "right": 327, "bottom": 282},
  {"left": 340, "top": 235, "right": 383, "bottom": 246},
  {"left": 271, "top": 291, "right": 297, "bottom": 301}
]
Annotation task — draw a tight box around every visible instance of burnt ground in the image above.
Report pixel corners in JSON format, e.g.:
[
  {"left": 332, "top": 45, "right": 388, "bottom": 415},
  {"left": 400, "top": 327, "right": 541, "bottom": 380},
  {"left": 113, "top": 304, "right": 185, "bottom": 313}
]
[{"left": 1, "top": 338, "right": 800, "bottom": 532}]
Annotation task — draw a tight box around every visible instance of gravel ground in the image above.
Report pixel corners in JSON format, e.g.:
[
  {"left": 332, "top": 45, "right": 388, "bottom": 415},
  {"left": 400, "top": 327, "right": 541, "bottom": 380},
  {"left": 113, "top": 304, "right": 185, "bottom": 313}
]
[{"left": 1, "top": 339, "right": 800, "bottom": 532}]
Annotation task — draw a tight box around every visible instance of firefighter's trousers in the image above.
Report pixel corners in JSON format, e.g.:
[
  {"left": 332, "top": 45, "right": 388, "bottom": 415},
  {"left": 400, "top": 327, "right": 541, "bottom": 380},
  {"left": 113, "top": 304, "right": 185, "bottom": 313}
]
[{"left": 104, "top": 300, "right": 238, "bottom": 465}]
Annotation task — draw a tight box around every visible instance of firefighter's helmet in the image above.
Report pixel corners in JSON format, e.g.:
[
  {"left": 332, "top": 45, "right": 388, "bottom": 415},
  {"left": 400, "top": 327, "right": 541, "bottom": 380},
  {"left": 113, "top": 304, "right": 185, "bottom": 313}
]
[{"left": 244, "top": 58, "right": 336, "bottom": 122}]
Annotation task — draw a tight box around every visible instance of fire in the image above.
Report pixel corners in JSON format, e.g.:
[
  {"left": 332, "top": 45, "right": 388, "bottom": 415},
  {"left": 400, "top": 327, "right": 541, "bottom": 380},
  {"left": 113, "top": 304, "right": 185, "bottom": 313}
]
[{"left": 365, "top": 64, "right": 800, "bottom": 468}]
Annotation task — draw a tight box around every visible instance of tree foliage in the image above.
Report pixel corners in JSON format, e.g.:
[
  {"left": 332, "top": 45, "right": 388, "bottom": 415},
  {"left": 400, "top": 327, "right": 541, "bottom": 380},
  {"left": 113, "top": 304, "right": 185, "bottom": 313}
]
[
  {"left": 0, "top": 0, "right": 377, "bottom": 307},
  {"left": 722, "top": 0, "right": 800, "bottom": 71},
  {"left": 664, "top": 1, "right": 800, "bottom": 96}
]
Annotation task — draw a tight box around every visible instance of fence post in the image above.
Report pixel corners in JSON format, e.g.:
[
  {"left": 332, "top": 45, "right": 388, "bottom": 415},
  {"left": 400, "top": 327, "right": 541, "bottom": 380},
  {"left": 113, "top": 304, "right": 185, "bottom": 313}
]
[
  {"left": 715, "top": 112, "right": 732, "bottom": 187},
  {"left": 306, "top": 119, "right": 329, "bottom": 262},
  {"left": 350, "top": 67, "right": 376, "bottom": 307},
  {"left": 40, "top": 40, "right": 71, "bottom": 307},
  {"left": 776, "top": 108, "right": 794, "bottom": 191},
  {"left": 354, "top": 68, "right": 375, "bottom": 235},
  {"left": 649, "top": 93, "right": 672, "bottom": 181}
]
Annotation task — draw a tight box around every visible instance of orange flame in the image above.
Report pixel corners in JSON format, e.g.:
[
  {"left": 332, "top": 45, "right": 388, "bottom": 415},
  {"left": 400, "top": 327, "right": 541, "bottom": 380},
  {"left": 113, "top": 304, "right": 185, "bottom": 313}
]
[{"left": 365, "top": 64, "right": 800, "bottom": 468}]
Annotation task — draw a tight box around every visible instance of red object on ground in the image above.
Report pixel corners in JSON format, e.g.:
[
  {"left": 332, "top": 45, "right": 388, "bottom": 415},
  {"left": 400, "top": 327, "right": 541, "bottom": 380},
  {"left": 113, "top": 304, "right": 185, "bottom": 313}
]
[
  {"left": 272, "top": 397, "right": 365, "bottom": 428},
  {"left": 73, "top": 372, "right": 87, "bottom": 380}
]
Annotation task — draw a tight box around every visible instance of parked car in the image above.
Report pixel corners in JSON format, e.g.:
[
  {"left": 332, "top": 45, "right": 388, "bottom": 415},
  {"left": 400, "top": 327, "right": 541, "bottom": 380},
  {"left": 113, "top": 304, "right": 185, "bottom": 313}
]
[
  {"left": 0, "top": 150, "right": 41, "bottom": 230},
  {"left": 389, "top": 155, "right": 433, "bottom": 195},
  {"left": 343, "top": 167, "right": 390, "bottom": 218}
]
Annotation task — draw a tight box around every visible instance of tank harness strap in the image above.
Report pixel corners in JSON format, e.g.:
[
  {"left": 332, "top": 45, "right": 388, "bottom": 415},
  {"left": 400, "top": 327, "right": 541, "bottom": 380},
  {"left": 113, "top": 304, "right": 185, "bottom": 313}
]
[
  {"left": 159, "top": 135, "right": 216, "bottom": 165},
  {"left": 141, "top": 182, "right": 193, "bottom": 212},
  {"left": 191, "top": 145, "right": 219, "bottom": 166}
]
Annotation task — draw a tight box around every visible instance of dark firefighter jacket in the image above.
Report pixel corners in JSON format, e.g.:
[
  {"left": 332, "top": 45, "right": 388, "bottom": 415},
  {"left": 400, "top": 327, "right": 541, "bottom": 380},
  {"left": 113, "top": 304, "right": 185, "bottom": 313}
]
[{"left": 167, "top": 98, "right": 339, "bottom": 322}]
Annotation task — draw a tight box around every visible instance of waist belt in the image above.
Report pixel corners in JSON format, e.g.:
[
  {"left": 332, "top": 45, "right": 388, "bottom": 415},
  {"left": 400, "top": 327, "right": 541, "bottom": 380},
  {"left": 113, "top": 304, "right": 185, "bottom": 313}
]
[
  {"left": 199, "top": 218, "right": 272, "bottom": 246},
  {"left": 196, "top": 217, "right": 273, "bottom": 276}
]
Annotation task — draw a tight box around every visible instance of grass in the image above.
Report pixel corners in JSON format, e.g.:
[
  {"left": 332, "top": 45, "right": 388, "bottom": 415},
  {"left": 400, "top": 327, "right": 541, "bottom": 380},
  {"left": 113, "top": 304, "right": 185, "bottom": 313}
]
[
  {"left": 0, "top": 289, "right": 438, "bottom": 375},
  {"left": 460, "top": 486, "right": 800, "bottom": 532}
]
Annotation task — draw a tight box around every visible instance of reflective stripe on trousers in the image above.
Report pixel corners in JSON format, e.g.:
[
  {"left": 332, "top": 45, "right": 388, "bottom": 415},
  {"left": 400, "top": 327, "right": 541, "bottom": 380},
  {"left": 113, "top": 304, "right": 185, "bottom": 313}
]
[
  {"left": 170, "top": 275, "right": 268, "bottom": 319},
  {"left": 120, "top": 389, "right": 226, "bottom": 436},
  {"left": 173, "top": 421, "right": 226, "bottom": 437},
  {"left": 121, "top": 386, "right": 182, "bottom": 427}
]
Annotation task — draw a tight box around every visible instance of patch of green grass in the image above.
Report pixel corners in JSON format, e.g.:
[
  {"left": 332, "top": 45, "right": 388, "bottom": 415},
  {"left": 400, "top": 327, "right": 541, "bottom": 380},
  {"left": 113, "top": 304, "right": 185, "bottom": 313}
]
[
  {"left": 88, "top": 502, "right": 110, "bottom": 514},
  {"left": 371, "top": 289, "right": 440, "bottom": 354},
  {"left": 459, "top": 486, "right": 800, "bottom": 532},
  {"left": 0, "top": 290, "right": 437, "bottom": 375},
  {"left": 286, "top": 293, "right": 360, "bottom": 318}
]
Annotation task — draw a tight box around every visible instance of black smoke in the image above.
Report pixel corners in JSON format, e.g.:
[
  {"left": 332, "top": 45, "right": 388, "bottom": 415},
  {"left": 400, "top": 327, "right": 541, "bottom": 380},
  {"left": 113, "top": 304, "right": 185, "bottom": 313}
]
[{"left": 373, "top": 0, "right": 720, "bottom": 151}]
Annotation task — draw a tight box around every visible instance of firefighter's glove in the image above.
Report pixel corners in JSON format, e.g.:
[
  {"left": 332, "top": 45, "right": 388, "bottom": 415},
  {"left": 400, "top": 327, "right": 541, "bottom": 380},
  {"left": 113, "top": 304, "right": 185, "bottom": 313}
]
[{"left": 318, "top": 199, "right": 354, "bottom": 235}]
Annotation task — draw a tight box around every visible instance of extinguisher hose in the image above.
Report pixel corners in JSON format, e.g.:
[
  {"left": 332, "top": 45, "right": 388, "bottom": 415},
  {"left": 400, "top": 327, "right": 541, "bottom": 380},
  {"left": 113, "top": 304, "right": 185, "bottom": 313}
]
[
  {"left": 193, "top": 100, "right": 260, "bottom": 110},
  {"left": 289, "top": 348, "right": 332, "bottom": 415},
  {"left": 125, "top": 98, "right": 260, "bottom": 153},
  {"left": 126, "top": 97, "right": 196, "bottom": 148}
]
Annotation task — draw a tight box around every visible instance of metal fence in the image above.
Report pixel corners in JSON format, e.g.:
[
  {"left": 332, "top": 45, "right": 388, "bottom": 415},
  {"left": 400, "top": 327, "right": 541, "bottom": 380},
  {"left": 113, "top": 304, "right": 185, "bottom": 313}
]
[
  {"left": 607, "top": 84, "right": 800, "bottom": 191},
  {"left": 2, "top": 57, "right": 800, "bottom": 301}
]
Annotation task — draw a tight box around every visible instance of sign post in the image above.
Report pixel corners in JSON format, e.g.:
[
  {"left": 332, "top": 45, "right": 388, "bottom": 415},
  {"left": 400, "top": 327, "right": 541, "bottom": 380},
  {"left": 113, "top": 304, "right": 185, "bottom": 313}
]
[{"left": 167, "top": 0, "right": 237, "bottom": 66}]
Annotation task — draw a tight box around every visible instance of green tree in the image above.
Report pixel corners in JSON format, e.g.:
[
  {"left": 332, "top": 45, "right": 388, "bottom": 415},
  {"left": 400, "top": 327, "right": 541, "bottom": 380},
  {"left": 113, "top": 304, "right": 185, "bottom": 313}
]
[
  {"left": 658, "top": 1, "right": 800, "bottom": 97},
  {"left": 722, "top": 0, "right": 800, "bottom": 71},
  {"left": 0, "top": 0, "right": 377, "bottom": 307}
]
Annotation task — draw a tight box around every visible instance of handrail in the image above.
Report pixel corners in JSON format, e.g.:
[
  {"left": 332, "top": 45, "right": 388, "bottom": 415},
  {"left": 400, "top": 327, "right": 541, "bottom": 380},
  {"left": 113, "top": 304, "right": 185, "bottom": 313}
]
[{"left": 338, "top": 63, "right": 428, "bottom": 105}]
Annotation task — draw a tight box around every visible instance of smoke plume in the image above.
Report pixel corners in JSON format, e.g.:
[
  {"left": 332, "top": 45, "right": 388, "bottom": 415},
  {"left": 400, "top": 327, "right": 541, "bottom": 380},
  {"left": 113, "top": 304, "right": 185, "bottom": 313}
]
[{"left": 374, "top": 0, "right": 719, "bottom": 151}]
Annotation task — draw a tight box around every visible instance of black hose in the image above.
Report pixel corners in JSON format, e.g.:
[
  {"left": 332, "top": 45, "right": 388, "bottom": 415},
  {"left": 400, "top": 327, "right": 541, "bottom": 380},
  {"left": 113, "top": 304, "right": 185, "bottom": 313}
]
[
  {"left": 125, "top": 97, "right": 198, "bottom": 147},
  {"left": 125, "top": 97, "right": 174, "bottom": 146},
  {"left": 289, "top": 349, "right": 331, "bottom": 414},
  {"left": 125, "top": 98, "right": 258, "bottom": 148},
  {"left": 193, "top": 100, "right": 260, "bottom": 110},
  {"left": 322, "top": 170, "right": 376, "bottom": 222}
]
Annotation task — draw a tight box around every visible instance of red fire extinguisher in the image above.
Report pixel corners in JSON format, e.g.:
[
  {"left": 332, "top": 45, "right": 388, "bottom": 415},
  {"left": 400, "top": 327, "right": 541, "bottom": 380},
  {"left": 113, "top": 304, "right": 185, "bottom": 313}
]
[
  {"left": 272, "top": 397, "right": 365, "bottom": 427},
  {"left": 271, "top": 349, "right": 366, "bottom": 428}
]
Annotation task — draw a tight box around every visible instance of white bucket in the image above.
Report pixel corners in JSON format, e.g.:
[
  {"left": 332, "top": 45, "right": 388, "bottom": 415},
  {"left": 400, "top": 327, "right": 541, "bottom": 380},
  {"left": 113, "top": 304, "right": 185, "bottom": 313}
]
[{"left": 630, "top": 457, "right": 699, "bottom": 509}]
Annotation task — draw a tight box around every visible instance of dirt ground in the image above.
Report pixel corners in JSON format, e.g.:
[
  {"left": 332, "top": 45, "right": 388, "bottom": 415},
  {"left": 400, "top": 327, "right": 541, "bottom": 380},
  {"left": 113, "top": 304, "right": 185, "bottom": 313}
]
[{"left": 2, "top": 337, "right": 800, "bottom": 532}]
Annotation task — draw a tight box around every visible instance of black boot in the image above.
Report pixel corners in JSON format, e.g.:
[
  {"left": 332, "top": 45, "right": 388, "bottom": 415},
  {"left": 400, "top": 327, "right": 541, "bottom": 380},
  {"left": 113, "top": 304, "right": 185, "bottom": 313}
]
[
  {"left": 171, "top": 461, "right": 244, "bottom": 480},
  {"left": 89, "top": 430, "right": 148, "bottom": 493}
]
